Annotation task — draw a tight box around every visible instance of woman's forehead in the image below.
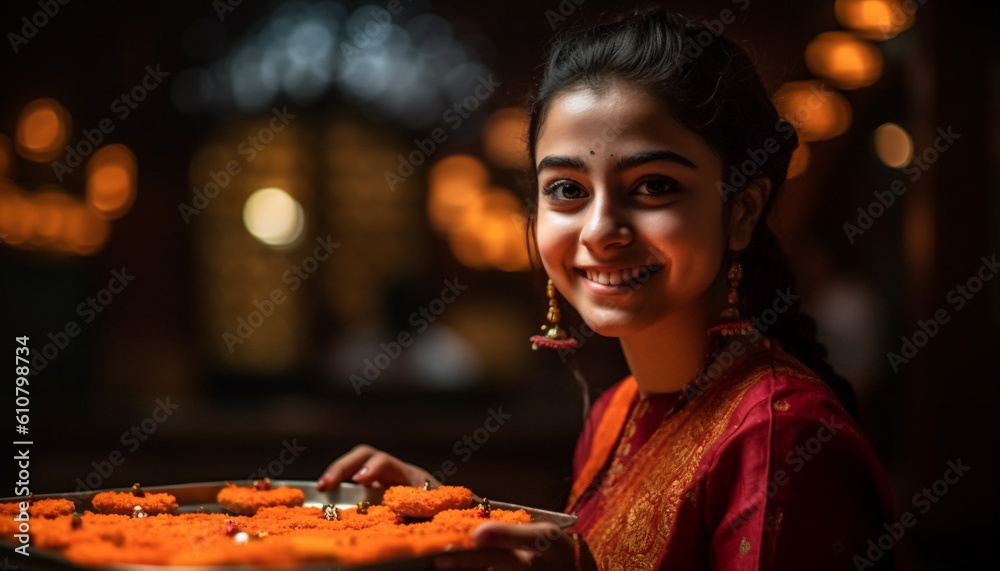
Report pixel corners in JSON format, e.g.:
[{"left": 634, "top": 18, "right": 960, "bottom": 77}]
[{"left": 535, "top": 84, "right": 719, "bottom": 170}]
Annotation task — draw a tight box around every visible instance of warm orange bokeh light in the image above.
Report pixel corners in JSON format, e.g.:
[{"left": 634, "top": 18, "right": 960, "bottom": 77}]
[
  {"left": 449, "top": 189, "right": 530, "bottom": 271},
  {"left": 429, "top": 155, "right": 531, "bottom": 271},
  {"left": 874, "top": 122, "right": 914, "bottom": 168},
  {"left": 65, "top": 203, "right": 111, "bottom": 255},
  {"left": 484, "top": 108, "right": 530, "bottom": 169},
  {"left": 32, "top": 188, "right": 73, "bottom": 245},
  {"left": 428, "top": 155, "right": 489, "bottom": 233},
  {"left": 0, "top": 182, "right": 110, "bottom": 255},
  {"left": 805, "top": 32, "right": 884, "bottom": 90},
  {"left": 0, "top": 185, "right": 35, "bottom": 246},
  {"left": 773, "top": 81, "right": 852, "bottom": 142},
  {"left": 86, "top": 144, "right": 137, "bottom": 219},
  {"left": 15, "top": 98, "right": 70, "bottom": 162},
  {"left": 834, "top": 0, "right": 914, "bottom": 40},
  {"left": 787, "top": 144, "right": 811, "bottom": 179}
]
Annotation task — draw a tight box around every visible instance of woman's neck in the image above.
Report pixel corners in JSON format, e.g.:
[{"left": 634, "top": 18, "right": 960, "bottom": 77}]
[{"left": 619, "top": 305, "right": 713, "bottom": 398}]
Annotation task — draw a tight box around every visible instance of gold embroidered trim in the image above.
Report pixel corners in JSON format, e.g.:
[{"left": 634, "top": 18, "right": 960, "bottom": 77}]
[{"left": 583, "top": 354, "right": 782, "bottom": 569}]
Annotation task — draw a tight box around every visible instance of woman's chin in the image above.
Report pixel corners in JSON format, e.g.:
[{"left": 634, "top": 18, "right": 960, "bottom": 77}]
[{"left": 579, "top": 315, "right": 647, "bottom": 339}]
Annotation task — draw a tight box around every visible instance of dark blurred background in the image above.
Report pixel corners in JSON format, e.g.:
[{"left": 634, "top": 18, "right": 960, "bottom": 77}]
[{"left": 0, "top": 0, "right": 996, "bottom": 568}]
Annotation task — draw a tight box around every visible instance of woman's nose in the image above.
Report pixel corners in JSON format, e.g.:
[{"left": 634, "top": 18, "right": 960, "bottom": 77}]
[{"left": 579, "top": 193, "right": 632, "bottom": 252}]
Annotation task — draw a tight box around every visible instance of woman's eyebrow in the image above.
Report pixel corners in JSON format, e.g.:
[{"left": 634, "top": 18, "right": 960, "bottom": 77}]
[
  {"left": 616, "top": 150, "right": 697, "bottom": 171},
  {"left": 537, "top": 150, "right": 697, "bottom": 174},
  {"left": 536, "top": 155, "right": 588, "bottom": 173}
]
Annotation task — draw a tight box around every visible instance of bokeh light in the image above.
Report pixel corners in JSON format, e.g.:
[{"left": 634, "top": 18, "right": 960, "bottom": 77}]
[
  {"left": 86, "top": 144, "right": 138, "bottom": 220},
  {"left": 874, "top": 122, "right": 914, "bottom": 168},
  {"left": 428, "top": 155, "right": 490, "bottom": 233},
  {"left": 0, "top": 183, "right": 110, "bottom": 254},
  {"left": 428, "top": 155, "right": 530, "bottom": 272},
  {"left": 805, "top": 31, "right": 884, "bottom": 90},
  {"left": 243, "top": 187, "right": 306, "bottom": 247},
  {"left": 0, "top": 184, "right": 35, "bottom": 246},
  {"left": 484, "top": 108, "right": 530, "bottom": 169},
  {"left": 15, "top": 98, "right": 70, "bottom": 163},
  {"left": 773, "top": 81, "right": 853, "bottom": 142},
  {"left": 835, "top": 0, "right": 914, "bottom": 40},
  {"left": 65, "top": 203, "right": 111, "bottom": 255}
]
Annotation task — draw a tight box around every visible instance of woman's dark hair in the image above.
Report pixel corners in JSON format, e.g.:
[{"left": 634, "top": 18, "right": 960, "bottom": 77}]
[{"left": 526, "top": 7, "right": 857, "bottom": 415}]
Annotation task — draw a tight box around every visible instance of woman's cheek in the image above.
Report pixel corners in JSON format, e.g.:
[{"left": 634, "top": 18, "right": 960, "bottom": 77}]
[{"left": 535, "top": 217, "right": 565, "bottom": 277}]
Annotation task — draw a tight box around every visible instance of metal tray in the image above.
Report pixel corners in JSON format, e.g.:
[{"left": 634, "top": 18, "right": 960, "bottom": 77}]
[{"left": 0, "top": 480, "right": 577, "bottom": 570}]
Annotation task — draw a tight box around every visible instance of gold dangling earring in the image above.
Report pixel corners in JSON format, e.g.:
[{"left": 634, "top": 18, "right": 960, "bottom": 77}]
[
  {"left": 707, "top": 252, "right": 754, "bottom": 337},
  {"left": 530, "top": 279, "right": 580, "bottom": 350}
]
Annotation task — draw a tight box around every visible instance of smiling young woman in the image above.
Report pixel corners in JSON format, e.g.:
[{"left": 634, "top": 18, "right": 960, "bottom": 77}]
[{"left": 319, "top": 8, "right": 904, "bottom": 570}]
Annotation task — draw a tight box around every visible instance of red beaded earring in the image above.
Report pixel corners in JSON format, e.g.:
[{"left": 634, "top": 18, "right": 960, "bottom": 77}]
[
  {"left": 530, "top": 279, "right": 580, "bottom": 350},
  {"left": 707, "top": 252, "right": 753, "bottom": 337}
]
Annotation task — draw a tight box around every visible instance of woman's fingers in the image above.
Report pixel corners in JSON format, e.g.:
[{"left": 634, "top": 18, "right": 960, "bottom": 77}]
[
  {"left": 316, "top": 444, "right": 378, "bottom": 490},
  {"left": 317, "top": 444, "right": 436, "bottom": 490},
  {"left": 350, "top": 451, "right": 410, "bottom": 486}
]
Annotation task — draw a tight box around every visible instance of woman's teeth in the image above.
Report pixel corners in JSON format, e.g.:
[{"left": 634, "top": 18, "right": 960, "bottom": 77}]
[{"left": 583, "top": 266, "right": 659, "bottom": 285}]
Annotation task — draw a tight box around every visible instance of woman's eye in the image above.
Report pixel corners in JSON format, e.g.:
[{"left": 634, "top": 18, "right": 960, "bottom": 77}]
[
  {"left": 542, "top": 180, "right": 587, "bottom": 200},
  {"left": 633, "top": 177, "right": 678, "bottom": 196}
]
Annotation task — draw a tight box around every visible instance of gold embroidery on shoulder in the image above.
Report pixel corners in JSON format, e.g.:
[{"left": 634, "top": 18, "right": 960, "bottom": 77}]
[
  {"left": 739, "top": 537, "right": 751, "bottom": 555},
  {"left": 772, "top": 399, "right": 790, "bottom": 412}
]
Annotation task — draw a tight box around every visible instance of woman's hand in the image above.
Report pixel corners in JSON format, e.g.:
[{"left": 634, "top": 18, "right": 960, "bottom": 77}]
[
  {"left": 433, "top": 522, "right": 594, "bottom": 571},
  {"left": 316, "top": 444, "right": 439, "bottom": 491}
]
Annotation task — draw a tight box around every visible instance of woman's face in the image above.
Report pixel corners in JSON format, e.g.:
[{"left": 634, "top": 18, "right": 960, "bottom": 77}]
[{"left": 534, "top": 81, "right": 729, "bottom": 337}]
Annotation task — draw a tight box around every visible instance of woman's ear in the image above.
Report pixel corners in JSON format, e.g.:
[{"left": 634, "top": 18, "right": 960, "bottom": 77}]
[{"left": 728, "top": 176, "right": 771, "bottom": 251}]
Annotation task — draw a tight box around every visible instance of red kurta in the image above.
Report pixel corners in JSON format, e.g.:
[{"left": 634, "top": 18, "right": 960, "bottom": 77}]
[{"left": 567, "top": 341, "right": 904, "bottom": 570}]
